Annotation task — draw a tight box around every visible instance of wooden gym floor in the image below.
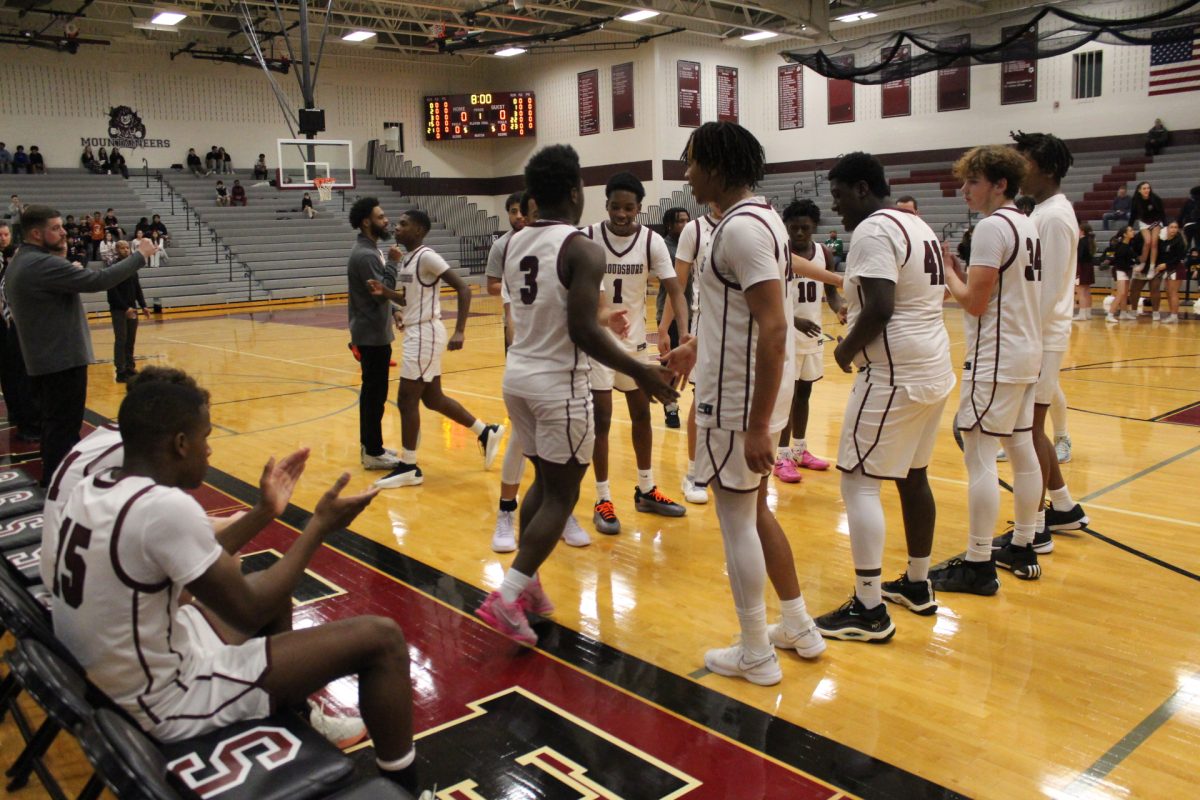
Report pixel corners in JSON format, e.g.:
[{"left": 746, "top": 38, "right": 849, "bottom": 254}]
[{"left": 3, "top": 290, "right": 1199, "bottom": 799}]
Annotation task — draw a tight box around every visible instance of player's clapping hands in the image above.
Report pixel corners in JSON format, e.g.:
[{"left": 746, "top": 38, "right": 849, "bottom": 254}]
[
  {"left": 312, "top": 473, "right": 379, "bottom": 536},
  {"left": 257, "top": 448, "right": 310, "bottom": 518}
]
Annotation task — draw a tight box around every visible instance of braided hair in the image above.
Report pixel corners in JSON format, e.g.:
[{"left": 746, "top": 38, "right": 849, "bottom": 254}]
[
  {"left": 682, "top": 121, "right": 765, "bottom": 190},
  {"left": 1010, "top": 130, "right": 1073, "bottom": 181}
]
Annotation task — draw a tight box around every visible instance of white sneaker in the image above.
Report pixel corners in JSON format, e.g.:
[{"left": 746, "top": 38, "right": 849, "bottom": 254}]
[
  {"left": 1162, "top": 314, "right": 1179, "bottom": 324},
  {"left": 768, "top": 622, "right": 826, "bottom": 659},
  {"left": 1073, "top": 309, "right": 1090, "bottom": 321},
  {"left": 703, "top": 644, "right": 782, "bottom": 686},
  {"left": 1106, "top": 313, "right": 1119, "bottom": 323},
  {"left": 492, "top": 510, "right": 516, "bottom": 553},
  {"left": 681, "top": 475, "right": 708, "bottom": 505},
  {"left": 561, "top": 514, "right": 591, "bottom": 547},
  {"left": 478, "top": 424, "right": 505, "bottom": 470},
  {"left": 1054, "top": 434, "right": 1072, "bottom": 464},
  {"left": 361, "top": 447, "right": 400, "bottom": 470},
  {"left": 1152, "top": 311, "right": 1161, "bottom": 321},
  {"left": 1120, "top": 311, "right": 1137, "bottom": 320},
  {"left": 374, "top": 463, "right": 423, "bottom": 488},
  {"left": 308, "top": 701, "right": 367, "bottom": 749},
  {"left": 995, "top": 447, "right": 1008, "bottom": 462}
]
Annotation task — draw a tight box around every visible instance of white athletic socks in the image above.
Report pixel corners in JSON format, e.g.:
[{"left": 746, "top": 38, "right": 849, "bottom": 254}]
[
  {"left": 376, "top": 748, "right": 416, "bottom": 773},
  {"left": 736, "top": 603, "right": 772, "bottom": 659},
  {"left": 791, "top": 438, "right": 807, "bottom": 454},
  {"left": 686, "top": 460, "right": 696, "bottom": 481},
  {"left": 401, "top": 448, "right": 417, "bottom": 464},
  {"left": 499, "top": 567, "right": 532, "bottom": 604},
  {"left": 595, "top": 480, "right": 612, "bottom": 502},
  {"left": 637, "top": 469, "right": 655, "bottom": 494},
  {"left": 841, "top": 470, "right": 885, "bottom": 607},
  {"left": 1049, "top": 485, "right": 1075, "bottom": 512},
  {"left": 778, "top": 596, "right": 814, "bottom": 634},
  {"left": 1008, "top": 432, "right": 1042, "bottom": 547},
  {"left": 1036, "top": 508, "right": 1046, "bottom": 533},
  {"left": 906, "top": 556, "right": 931, "bottom": 583},
  {"left": 855, "top": 573, "right": 882, "bottom": 609},
  {"left": 470, "top": 419, "right": 486, "bottom": 436},
  {"left": 777, "top": 445, "right": 791, "bottom": 459}
]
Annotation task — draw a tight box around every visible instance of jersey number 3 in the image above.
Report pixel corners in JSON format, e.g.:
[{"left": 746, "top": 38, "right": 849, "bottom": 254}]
[
  {"left": 1024, "top": 238, "right": 1043, "bottom": 282},
  {"left": 52, "top": 519, "right": 92, "bottom": 608},
  {"left": 519, "top": 255, "right": 538, "bottom": 305}
]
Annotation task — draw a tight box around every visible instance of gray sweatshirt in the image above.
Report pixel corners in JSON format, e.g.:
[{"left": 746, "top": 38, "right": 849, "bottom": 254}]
[{"left": 347, "top": 233, "right": 399, "bottom": 346}]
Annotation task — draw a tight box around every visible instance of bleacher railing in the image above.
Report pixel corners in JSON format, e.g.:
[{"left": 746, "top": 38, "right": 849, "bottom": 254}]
[
  {"left": 460, "top": 234, "right": 494, "bottom": 275},
  {"left": 370, "top": 143, "right": 499, "bottom": 238}
]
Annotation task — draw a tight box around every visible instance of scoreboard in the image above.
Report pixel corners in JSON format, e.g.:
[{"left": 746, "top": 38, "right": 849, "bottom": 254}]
[{"left": 424, "top": 92, "right": 536, "bottom": 140}]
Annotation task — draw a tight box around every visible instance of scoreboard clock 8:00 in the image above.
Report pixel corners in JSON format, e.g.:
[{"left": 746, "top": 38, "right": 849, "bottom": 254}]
[{"left": 424, "top": 92, "right": 536, "bottom": 140}]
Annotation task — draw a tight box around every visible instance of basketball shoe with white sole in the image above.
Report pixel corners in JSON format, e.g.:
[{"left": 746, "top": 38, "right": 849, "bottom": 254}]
[
  {"left": 767, "top": 623, "right": 826, "bottom": 658},
  {"left": 478, "top": 424, "right": 505, "bottom": 469},
  {"left": 704, "top": 644, "right": 783, "bottom": 685}
]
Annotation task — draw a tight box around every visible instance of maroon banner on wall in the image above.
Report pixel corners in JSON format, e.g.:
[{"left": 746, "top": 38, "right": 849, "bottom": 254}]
[
  {"left": 611, "top": 62, "right": 635, "bottom": 131},
  {"left": 880, "top": 45, "right": 911, "bottom": 118},
  {"left": 578, "top": 69, "right": 600, "bottom": 136},
  {"left": 716, "top": 65, "right": 739, "bottom": 123},
  {"left": 937, "top": 35, "right": 971, "bottom": 112},
  {"left": 827, "top": 55, "right": 855, "bottom": 124},
  {"left": 677, "top": 60, "right": 701, "bottom": 127},
  {"left": 1000, "top": 25, "right": 1038, "bottom": 105},
  {"left": 777, "top": 64, "right": 804, "bottom": 129}
]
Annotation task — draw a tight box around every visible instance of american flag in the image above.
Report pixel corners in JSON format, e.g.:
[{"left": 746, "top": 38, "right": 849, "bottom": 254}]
[{"left": 1149, "top": 26, "right": 1200, "bottom": 96}]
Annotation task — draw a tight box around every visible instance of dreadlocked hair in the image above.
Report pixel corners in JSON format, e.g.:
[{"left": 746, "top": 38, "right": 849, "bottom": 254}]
[
  {"left": 682, "top": 121, "right": 765, "bottom": 190},
  {"left": 1010, "top": 130, "right": 1073, "bottom": 181}
]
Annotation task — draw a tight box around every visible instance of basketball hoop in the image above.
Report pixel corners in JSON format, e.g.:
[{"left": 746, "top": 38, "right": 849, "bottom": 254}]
[{"left": 314, "top": 177, "right": 335, "bottom": 202}]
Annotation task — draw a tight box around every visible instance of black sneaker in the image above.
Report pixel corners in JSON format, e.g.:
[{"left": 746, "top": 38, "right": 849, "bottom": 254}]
[
  {"left": 992, "top": 527, "right": 1054, "bottom": 554},
  {"left": 373, "top": 463, "right": 423, "bottom": 489},
  {"left": 994, "top": 543, "right": 1042, "bottom": 580},
  {"left": 664, "top": 406, "right": 681, "bottom": 429},
  {"left": 880, "top": 574, "right": 938, "bottom": 615},
  {"left": 1046, "top": 503, "right": 1088, "bottom": 531},
  {"left": 814, "top": 596, "right": 896, "bottom": 642},
  {"left": 634, "top": 486, "right": 686, "bottom": 517},
  {"left": 929, "top": 558, "right": 1000, "bottom": 596}
]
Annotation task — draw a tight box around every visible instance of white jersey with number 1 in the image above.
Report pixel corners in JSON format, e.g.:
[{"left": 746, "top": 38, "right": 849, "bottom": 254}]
[
  {"left": 397, "top": 245, "right": 449, "bottom": 329},
  {"left": 581, "top": 222, "right": 674, "bottom": 349}
]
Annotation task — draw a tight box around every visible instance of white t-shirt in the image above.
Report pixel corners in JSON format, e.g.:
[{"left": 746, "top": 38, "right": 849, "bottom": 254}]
[
  {"left": 397, "top": 245, "right": 449, "bottom": 329},
  {"left": 677, "top": 215, "right": 718, "bottom": 316},
  {"left": 792, "top": 243, "right": 830, "bottom": 357},
  {"left": 502, "top": 221, "right": 595, "bottom": 400},
  {"left": 41, "top": 424, "right": 125, "bottom": 587},
  {"left": 50, "top": 471, "right": 222, "bottom": 731},
  {"left": 694, "top": 197, "right": 794, "bottom": 433},
  {"left": 581, "top": 223, "right": 675, "bottom": 349},
  {"left": 843, "top": 209, "right": 953, "bottom": 387},
  {"left": 1030, "top": 192, "right": 1077, "bottom": 352},
  {"left": 962, "top": 206, "right": 1043, "bottom": 384},
  {"left": 485, "top": 229, "right": 514, "bottom": 282}
]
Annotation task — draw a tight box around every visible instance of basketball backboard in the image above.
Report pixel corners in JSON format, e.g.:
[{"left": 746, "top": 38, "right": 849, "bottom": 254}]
[{"left": 275, "top": 138, "right": 354, "bottom": 190}]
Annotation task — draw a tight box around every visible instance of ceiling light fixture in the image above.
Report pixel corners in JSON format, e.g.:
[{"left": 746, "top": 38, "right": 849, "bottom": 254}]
[
  {"left": 740, "top": 30, "right": 778, "bottom": 41},
  {"left": 150, "top": 11, "right": 187, "bottom": 26},
  {"left": 619, "top": 9, "right": 660, "bottom": 22},
  {"left": 836, "top": 11, "right": 878, "bottom": 22},
  {"left": 495, "top": 46, "right": 527, "bottom": 57},
  {"left": 341, "top": 30, "right": 376, "bottom": 41}
]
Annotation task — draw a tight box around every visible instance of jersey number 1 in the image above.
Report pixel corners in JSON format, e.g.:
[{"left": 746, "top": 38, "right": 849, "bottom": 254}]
[{"left": 53, "top": 519, "right": 92, "bottom": 609}]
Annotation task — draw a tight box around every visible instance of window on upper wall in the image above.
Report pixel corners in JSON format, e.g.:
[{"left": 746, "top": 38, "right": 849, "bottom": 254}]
[{"left": 1073, "top": 50, "right": 1103, "bottom": 99}]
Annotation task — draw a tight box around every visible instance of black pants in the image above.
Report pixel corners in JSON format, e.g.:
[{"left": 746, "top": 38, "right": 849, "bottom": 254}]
[
  {"left": 0, "top": 323, "right": 40, "bottom": 433},
  {"left": 31, "top": 366, "right": 87, "bottom": 487},
  {"left": 358, "top": 344, "right": 392, "bottom": 455},
  {"left": 110, "top": 310, "right": 139, "bottom": 376}
]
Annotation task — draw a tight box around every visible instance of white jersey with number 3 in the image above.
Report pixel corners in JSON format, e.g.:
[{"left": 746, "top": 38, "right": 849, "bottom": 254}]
[
  {"left": 502, "top": 221, "right": 594, "bottom": 400},
  {"left": 582, "top": 223, "right": 674, "bottom": 349}
]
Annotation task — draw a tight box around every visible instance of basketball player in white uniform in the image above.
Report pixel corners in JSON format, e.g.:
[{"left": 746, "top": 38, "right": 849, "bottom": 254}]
[
  {"left": 368, "top": 209, "right": 504, "bottom": 489},
  {"left": 475, "top": 145, "right": 677, "bottom": 647},
  {"left": 665, "top": 122, "right": 824, "bottom": 685},
  {"left": 49, "top": 381, "right": 427, "bottom": 792},
  {"left": 931, "top": 146, "right": 1045, "bottom": 593},
  {"left": 581, "top": 172, "right": 690, "bottom": 534},
  {"left": 659, "top": 206, "right": 721, "bottom": 505},
  {"left": 773, "top": 199, "right": 843, "bottom": 484},
  {"left": 1010, "top": 131, "right": 1089, "bottom": 544},
  {"left": 814, "top": 152, "right": 954, "bottom": 642}
]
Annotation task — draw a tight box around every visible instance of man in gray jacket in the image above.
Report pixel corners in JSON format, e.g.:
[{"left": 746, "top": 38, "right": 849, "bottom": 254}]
[
  {"left": 347, "top": 196, "right": 403, "bottom": 470},
  {"left": 6, "top": 204, "right": 155, "bottom": 484}
]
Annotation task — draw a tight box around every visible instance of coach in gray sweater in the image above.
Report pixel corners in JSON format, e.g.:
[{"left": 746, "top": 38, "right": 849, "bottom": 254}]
[
  {"left": 6, "top": 204, "right": 155, "bottom": 484},
  {"left": 347, "top": 196, "right": 402, "bottom": 470}
]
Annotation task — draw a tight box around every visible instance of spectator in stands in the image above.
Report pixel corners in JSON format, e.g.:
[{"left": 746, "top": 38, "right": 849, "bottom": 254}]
[
  {"left": 64, "top": 215, "right": 78, "bottom": 237},
  {"left": 205, "top": 146, "right": 221, "bottom": 174},
  {"left": 824, "top": 229, "right": 845, "bottom": 270},
  {"left": 186, "top": 147, "right": 205, "bottom": 177},
  {"left": 8, "top": 194, "right": 23, "bottom": 220},
  {"left": 5, "top": 204, "right": 155, "bottom": 483},
  {"left": 220, "top": 147, "right": 232, "bottom": 174},
  {"left": 150, "top": 214, "right": 169, "bottom": 241},
  {"left": 0, "top": 143, "right": 10, "bottom": 173},
  {"left": 1145, "top": 119, "right": 1169, "bottom": 157},
  {"left": 1180, "top": 185, "right": 1200, "bottom": 251},
  {"left": 67, "top": 227, "right": 89, "bottom": 264},
  {"left": 88, "top": 211, "right": 105, "bottom": 261},
  {"left": 11, "top": 145, "right": 29, "bottom": 173},
  {"left": 106, "top": 239, "right": 150, "bottom": 381},
  {"left": 1075, "top": 223, "right": 1095, "bottom": 321},
  {"left": 81, "top": 144, "right": 102, "bottom": 174},
  {"left": 97, "top": 146, "right": 110, "bottom": 173},
  {"left": 1106, "top": 225, "right": 1139, "bottom": 322},
  {"left": 1102, "top": 185, "right": 1131, "bottom": 230},
  {"left": 253, "top": 153, "right": 269, "bottom": 180},
  {"left": 104, "top": 208, "right": 124, "bottom": 239},
  {"left": 134, "top": 216, "right": 150, "bottom": 237},
  {"left": 895, "top": 194, "right": 918, "bottom": 213},
  {"left": 0, "top": 221, "right": 42, "bottom": 441},
  {"left": 1015, "top": 195, "right": 1035, "bottom": 216},
  {"left": 230, "top": 179, "right": 247, "bottom": 206},
  {"left": 301, "top": 192, "right": 315, "bottom": 219},
  {"left": 215, "top": 180, "right": 229, "bottom": 207},
  {"left": 109, "top": 146, "right": 129, "bottom": 179},
  {"left": 1131, "top": 180, "right": 1164, "bottom": 275},
  {"left": 99, "top": 231, "right": 119, "bottom": 265},
  {"left": 149, "top": 230, "right": 167, "bottom": 268},
  {"left": 28, "top": 145, "right": 45, "bottom": 174}
]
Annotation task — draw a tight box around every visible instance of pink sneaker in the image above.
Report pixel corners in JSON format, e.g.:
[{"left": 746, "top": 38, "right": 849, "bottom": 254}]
[
  {"left": 773, "top": 457, "right": 803, "bottom": 483},
  {"left": 797, "top": 450, "right": 830, "bottom": 471},
  {"left": 475, "top": 591, "right": 537, "bottom": 645},
  {"left": 520, "top": 576, "right": 555, "bottom": 616}
]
